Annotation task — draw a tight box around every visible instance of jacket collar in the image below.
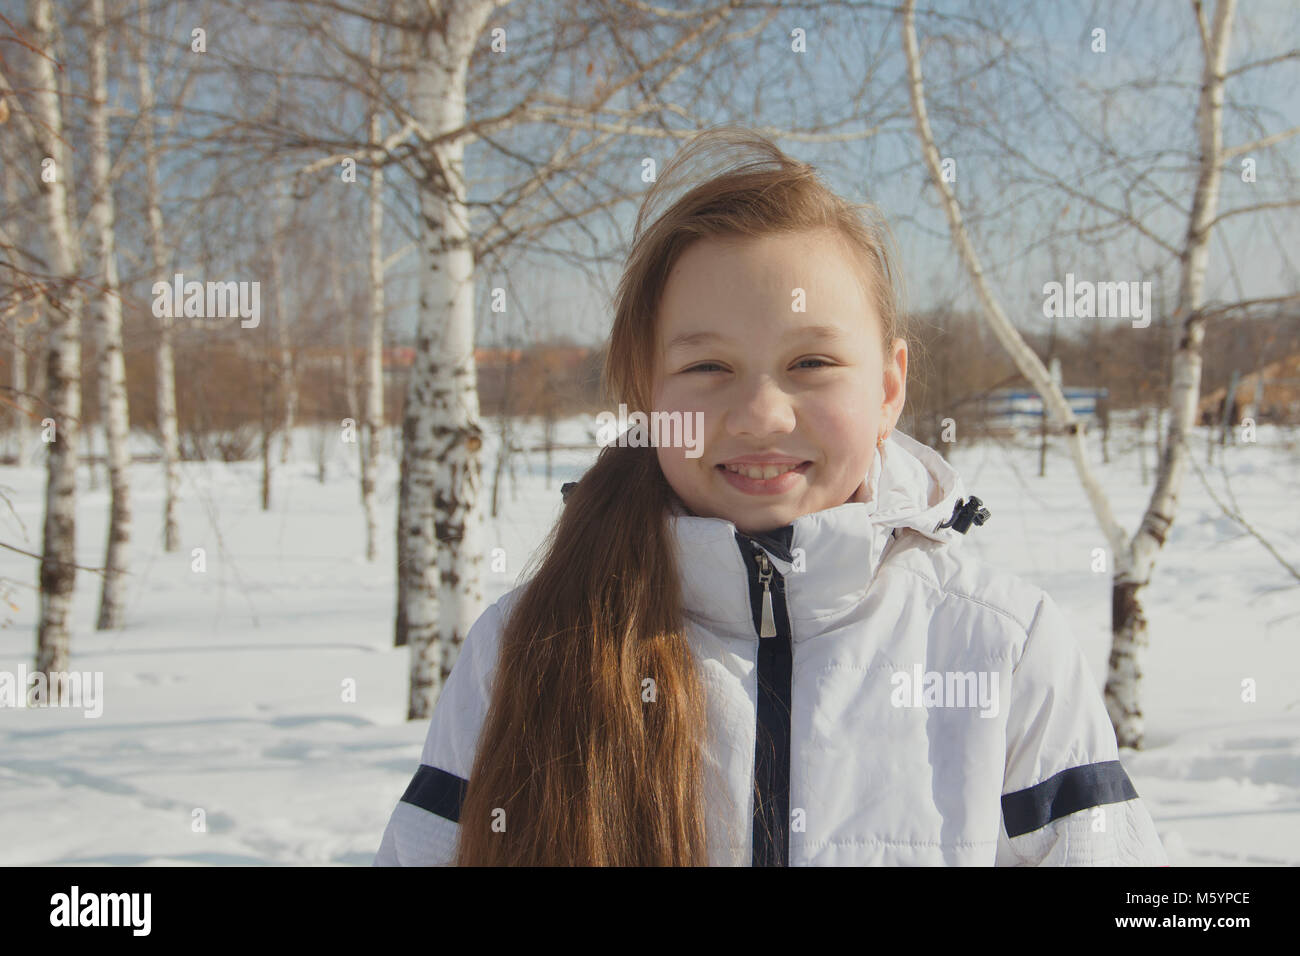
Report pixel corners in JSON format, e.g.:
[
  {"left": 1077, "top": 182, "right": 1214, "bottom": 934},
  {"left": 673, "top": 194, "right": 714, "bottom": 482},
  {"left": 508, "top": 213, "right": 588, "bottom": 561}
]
[{"left": 666, "top": 430, "right": 973, "bottom": 642}]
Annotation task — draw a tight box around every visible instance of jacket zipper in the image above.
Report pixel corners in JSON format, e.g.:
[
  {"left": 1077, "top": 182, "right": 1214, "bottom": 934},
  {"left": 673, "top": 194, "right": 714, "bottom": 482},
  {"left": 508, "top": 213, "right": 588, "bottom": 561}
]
[
  {"left": 739, "top": 537, "right": 792, "bottom": 867},
  {"left": 756, "top": 551, "right": 777, "bottom": 638}
]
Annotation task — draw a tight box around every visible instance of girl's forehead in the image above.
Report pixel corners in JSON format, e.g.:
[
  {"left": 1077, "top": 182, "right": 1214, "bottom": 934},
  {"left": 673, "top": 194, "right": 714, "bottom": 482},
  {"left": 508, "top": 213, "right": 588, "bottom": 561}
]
[{"left": 658, "top": 235, "right": 875, "bottom": 320}]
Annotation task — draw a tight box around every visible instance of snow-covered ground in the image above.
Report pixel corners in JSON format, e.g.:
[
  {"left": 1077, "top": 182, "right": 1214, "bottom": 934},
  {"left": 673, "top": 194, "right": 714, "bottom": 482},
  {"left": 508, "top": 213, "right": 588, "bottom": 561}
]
[{"left": 1, "top": 417, "right": 1297, "bottom": 866}]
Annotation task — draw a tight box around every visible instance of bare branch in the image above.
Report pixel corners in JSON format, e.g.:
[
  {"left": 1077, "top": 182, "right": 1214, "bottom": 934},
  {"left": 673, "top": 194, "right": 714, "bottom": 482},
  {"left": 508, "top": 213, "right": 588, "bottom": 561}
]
[
  {"left": 292, "top": 118, "right": 419, "bottom": 180},
  {"left": 1208, "top": 198, "right": 1300, "bottom": 228},
  {"left": 1194, "top": 292, "right": 1300, "bottom": 322},
  {"left": 1225, "top": 48, "right": 1300, "bottom": 78},
  {"left": 1184, "top": 436, "right": 1300, "bottom": 585},
  {"left": 1223, "top": 124, "right": 1300, "bottom": 159}
]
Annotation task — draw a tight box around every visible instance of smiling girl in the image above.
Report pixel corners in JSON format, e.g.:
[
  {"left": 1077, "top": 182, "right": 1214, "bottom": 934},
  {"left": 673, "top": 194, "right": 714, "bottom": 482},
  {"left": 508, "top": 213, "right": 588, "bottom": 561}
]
[{"left": 375, "top": 126, "right": 1168, "bottom": 867}]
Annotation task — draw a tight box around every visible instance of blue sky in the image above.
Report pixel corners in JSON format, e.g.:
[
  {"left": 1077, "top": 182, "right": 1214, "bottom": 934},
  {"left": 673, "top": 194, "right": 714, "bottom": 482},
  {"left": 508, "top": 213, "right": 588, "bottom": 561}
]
[
  {"left": 59, "top": 0, "right": 1296, "bottom": 352},
  {"left": 454, "top": 0, "right": 1299, "bottom": 348}
]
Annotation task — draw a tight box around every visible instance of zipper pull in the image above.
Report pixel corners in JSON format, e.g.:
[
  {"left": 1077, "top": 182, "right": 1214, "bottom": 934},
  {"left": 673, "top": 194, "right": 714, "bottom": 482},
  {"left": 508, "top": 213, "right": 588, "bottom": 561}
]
[{"left": 756, "top": 551, "right": 777, "bottom": 638}]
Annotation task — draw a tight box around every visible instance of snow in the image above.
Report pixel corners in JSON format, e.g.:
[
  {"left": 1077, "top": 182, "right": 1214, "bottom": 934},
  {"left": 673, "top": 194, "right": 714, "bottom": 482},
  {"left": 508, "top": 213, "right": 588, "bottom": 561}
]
[{"left": 1, "top": 417, "right": 1297, "bottom": 866}]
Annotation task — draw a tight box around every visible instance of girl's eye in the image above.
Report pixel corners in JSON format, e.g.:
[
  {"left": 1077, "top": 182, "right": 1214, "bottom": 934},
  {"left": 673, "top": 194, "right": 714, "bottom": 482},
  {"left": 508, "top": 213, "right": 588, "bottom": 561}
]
[{"left": 683, "top": 359, "right": 832, "bottom": 373}]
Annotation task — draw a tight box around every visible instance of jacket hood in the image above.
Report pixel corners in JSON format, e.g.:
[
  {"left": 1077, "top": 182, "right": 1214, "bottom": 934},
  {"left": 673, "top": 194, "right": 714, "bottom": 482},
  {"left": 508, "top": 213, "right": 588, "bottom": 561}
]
[
  {"left": 664, "top": 429, "right": 982, "bottom": 641},
  {"left": 843, "top": 428, "right": 970, "bottom": 545}
]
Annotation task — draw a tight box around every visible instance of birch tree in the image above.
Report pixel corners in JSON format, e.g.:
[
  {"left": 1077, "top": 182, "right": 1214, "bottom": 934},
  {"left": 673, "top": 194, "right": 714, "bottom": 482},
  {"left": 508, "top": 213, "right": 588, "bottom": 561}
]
[
  {"left": 902, "top": 0, "right": 1298, "bottom": 747},
  {"left": 136, "top": 0, "right": 183, "bottom": 552},
  {"left": 0, "top": 152, "right": 40, "bottom": 469},
  {"left": 390, "top": 0, "right": 495, "bottom": 718},
  {"left": 362, "top": 22, "right": 386, "bottom": 563},
  {"left": 87, "top": 0, "right": 133, "bottom": 630},
  {"left": 29, "top": 0, "right": 84, "bottom": 677},
  {"left": 271, "top": 196, "right": 298, "bottom": 467}
]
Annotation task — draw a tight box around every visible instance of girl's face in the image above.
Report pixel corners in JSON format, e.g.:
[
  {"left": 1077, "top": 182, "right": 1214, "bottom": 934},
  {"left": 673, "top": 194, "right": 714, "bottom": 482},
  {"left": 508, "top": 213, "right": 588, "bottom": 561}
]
[{"left": 650, "top": 228, "right": 907, "bottom": 535}]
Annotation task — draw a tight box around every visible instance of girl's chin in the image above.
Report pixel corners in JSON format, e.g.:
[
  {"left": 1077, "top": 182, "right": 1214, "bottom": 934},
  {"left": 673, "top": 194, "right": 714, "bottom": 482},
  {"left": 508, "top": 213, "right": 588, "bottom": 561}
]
[{"left": 709, "top": 499, "right": 807, "bottom": 530}]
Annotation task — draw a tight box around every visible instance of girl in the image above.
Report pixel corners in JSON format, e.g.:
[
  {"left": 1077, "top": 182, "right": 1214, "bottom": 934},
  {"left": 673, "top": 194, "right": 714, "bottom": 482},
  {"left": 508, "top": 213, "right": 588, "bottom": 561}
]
[{"left": 374, "top": 126, "right": 1168, "bottom": 867}]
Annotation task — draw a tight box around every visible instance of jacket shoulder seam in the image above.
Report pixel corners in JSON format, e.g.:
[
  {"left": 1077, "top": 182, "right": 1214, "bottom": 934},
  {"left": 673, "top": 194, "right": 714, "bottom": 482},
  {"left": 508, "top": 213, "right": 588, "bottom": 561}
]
[{"left": 888, "top": 562, "right": 1035, "bottom": 633}]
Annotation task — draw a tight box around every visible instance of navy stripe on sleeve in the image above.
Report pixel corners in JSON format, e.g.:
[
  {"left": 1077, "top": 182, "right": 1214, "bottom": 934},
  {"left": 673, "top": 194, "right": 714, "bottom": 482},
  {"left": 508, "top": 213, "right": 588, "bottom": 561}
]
[
  {"left": 1001, "top": 760, "right": 1138, "bottom": 838},
  {"left": 400, "top": 764, "right": 468, "bottom": 823}
]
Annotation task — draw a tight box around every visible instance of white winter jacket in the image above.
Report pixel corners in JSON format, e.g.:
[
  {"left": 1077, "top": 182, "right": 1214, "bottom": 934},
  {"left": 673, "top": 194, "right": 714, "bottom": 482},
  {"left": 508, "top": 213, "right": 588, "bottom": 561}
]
[{"left": 374, "top": 430, "right": 1168, "bottom": 866}]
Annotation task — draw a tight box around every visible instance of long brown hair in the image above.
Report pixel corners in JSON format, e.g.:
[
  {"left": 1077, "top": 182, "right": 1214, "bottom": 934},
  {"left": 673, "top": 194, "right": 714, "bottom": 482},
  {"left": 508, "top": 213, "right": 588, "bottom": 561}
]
[{"left": 455, "top": 125, "right": 907, "bottom": 865}]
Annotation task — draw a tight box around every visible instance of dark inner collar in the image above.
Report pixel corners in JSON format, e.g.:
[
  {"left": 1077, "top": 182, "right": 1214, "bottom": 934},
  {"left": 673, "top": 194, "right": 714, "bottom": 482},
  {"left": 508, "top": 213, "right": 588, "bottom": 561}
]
[{"left": 737, "top": 525, "right": 795, "bottom": 563}]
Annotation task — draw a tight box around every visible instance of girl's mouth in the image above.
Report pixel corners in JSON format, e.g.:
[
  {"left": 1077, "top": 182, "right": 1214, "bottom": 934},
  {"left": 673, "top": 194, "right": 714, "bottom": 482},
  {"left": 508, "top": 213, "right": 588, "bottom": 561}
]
[{"left": 715, "top": 461, "right": 811, "bottom": 495}]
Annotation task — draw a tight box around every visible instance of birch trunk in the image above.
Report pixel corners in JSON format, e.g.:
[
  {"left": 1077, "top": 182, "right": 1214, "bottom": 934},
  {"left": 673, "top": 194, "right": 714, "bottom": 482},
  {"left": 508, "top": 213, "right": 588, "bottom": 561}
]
[
  {"left": 1109, "top": 0, "right": 1237, "bottom": 747},
  {"left": 3, "top": 172, "right": 33, "bottom": 468},
  {"left": 363, "top": 36, "right": 385, "bottom": 564},
  {"left": 398, "top": 1, "right": 493, "bottom": 718},
  {"left": 260, "top": 355, "right": 273, "bottom": 511},
  {"left": 11, "top": 312, "right": 29, "bottom": 466},
  {"left": 89, "top": 0, "right": 132, "bottom": 630},
  {"left": 137, "top": 0, "right": 181, "bottom": 552},
  {"left": 331, "top": 261, "right": 358, "bottom": 422},
  {"left": 31, "top": 0, "right": 83, "bottom": 677},
  {"left": 86, "top": 421, "right": 100, "bottom": 491},
  {"left": 272, "top": 201, "right": 297, "bottom": 465},
  {"left": 1, "top": 167, "right": 29, "bottom": 468},
  {"left": 344, "top": 301, "right": 358, "bottom": 423}
]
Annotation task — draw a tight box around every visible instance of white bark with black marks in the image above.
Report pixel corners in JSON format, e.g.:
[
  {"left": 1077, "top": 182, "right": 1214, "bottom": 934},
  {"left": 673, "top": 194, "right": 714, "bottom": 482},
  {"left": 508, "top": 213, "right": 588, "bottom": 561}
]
[
  {"left": 1110, "top": 0, "right": 1237, "bottom": 748},
  {"left": 398, "top": 0, "right": 494, "bottom": 719},
  {"left": 31, "top": 0, "right": 83, "bottom": 676},
  {"left": 137, "top": 0, "right": 181, "bottom": 552},
  {"left": 89, "top": 0, "right": 133, "bottom": 631},
  {"left": 363, "top": 25, "right": 385, "bottom": 564}
]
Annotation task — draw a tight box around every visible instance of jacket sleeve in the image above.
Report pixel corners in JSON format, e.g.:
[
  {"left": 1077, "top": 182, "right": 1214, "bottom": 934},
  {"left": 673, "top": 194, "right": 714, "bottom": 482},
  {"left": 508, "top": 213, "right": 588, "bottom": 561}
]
[
  {"left": 373, "top": 596, "right": 509, "bottom": 866},
  {"left": 995, "top": 589, "right": 1168, "bottom": 866}
]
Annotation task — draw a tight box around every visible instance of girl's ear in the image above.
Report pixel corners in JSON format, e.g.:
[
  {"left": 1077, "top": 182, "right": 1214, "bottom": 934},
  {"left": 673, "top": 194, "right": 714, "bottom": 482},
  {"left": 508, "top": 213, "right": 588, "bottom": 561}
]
[{"left": 882, "top": 337, "right": 907, "bottom": 426}]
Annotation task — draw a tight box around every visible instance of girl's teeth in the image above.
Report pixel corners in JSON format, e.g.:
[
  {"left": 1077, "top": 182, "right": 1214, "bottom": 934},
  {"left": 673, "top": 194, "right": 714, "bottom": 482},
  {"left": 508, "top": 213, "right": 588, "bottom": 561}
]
[{"left": 726, "top": 463, "right": 797, "bottom": 480}]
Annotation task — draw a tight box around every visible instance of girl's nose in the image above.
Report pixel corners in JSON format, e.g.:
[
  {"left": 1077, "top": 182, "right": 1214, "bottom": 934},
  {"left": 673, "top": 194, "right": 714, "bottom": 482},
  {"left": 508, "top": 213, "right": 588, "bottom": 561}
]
[{"left": 726, "top": 376, "right": 796, "bottom": 437}]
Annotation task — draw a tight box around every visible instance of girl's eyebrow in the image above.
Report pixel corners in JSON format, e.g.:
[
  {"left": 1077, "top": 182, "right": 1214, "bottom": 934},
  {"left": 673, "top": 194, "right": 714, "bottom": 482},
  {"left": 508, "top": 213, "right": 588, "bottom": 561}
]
[{"left": 665, "top": 324, "right": 846, "bottom": 355}]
